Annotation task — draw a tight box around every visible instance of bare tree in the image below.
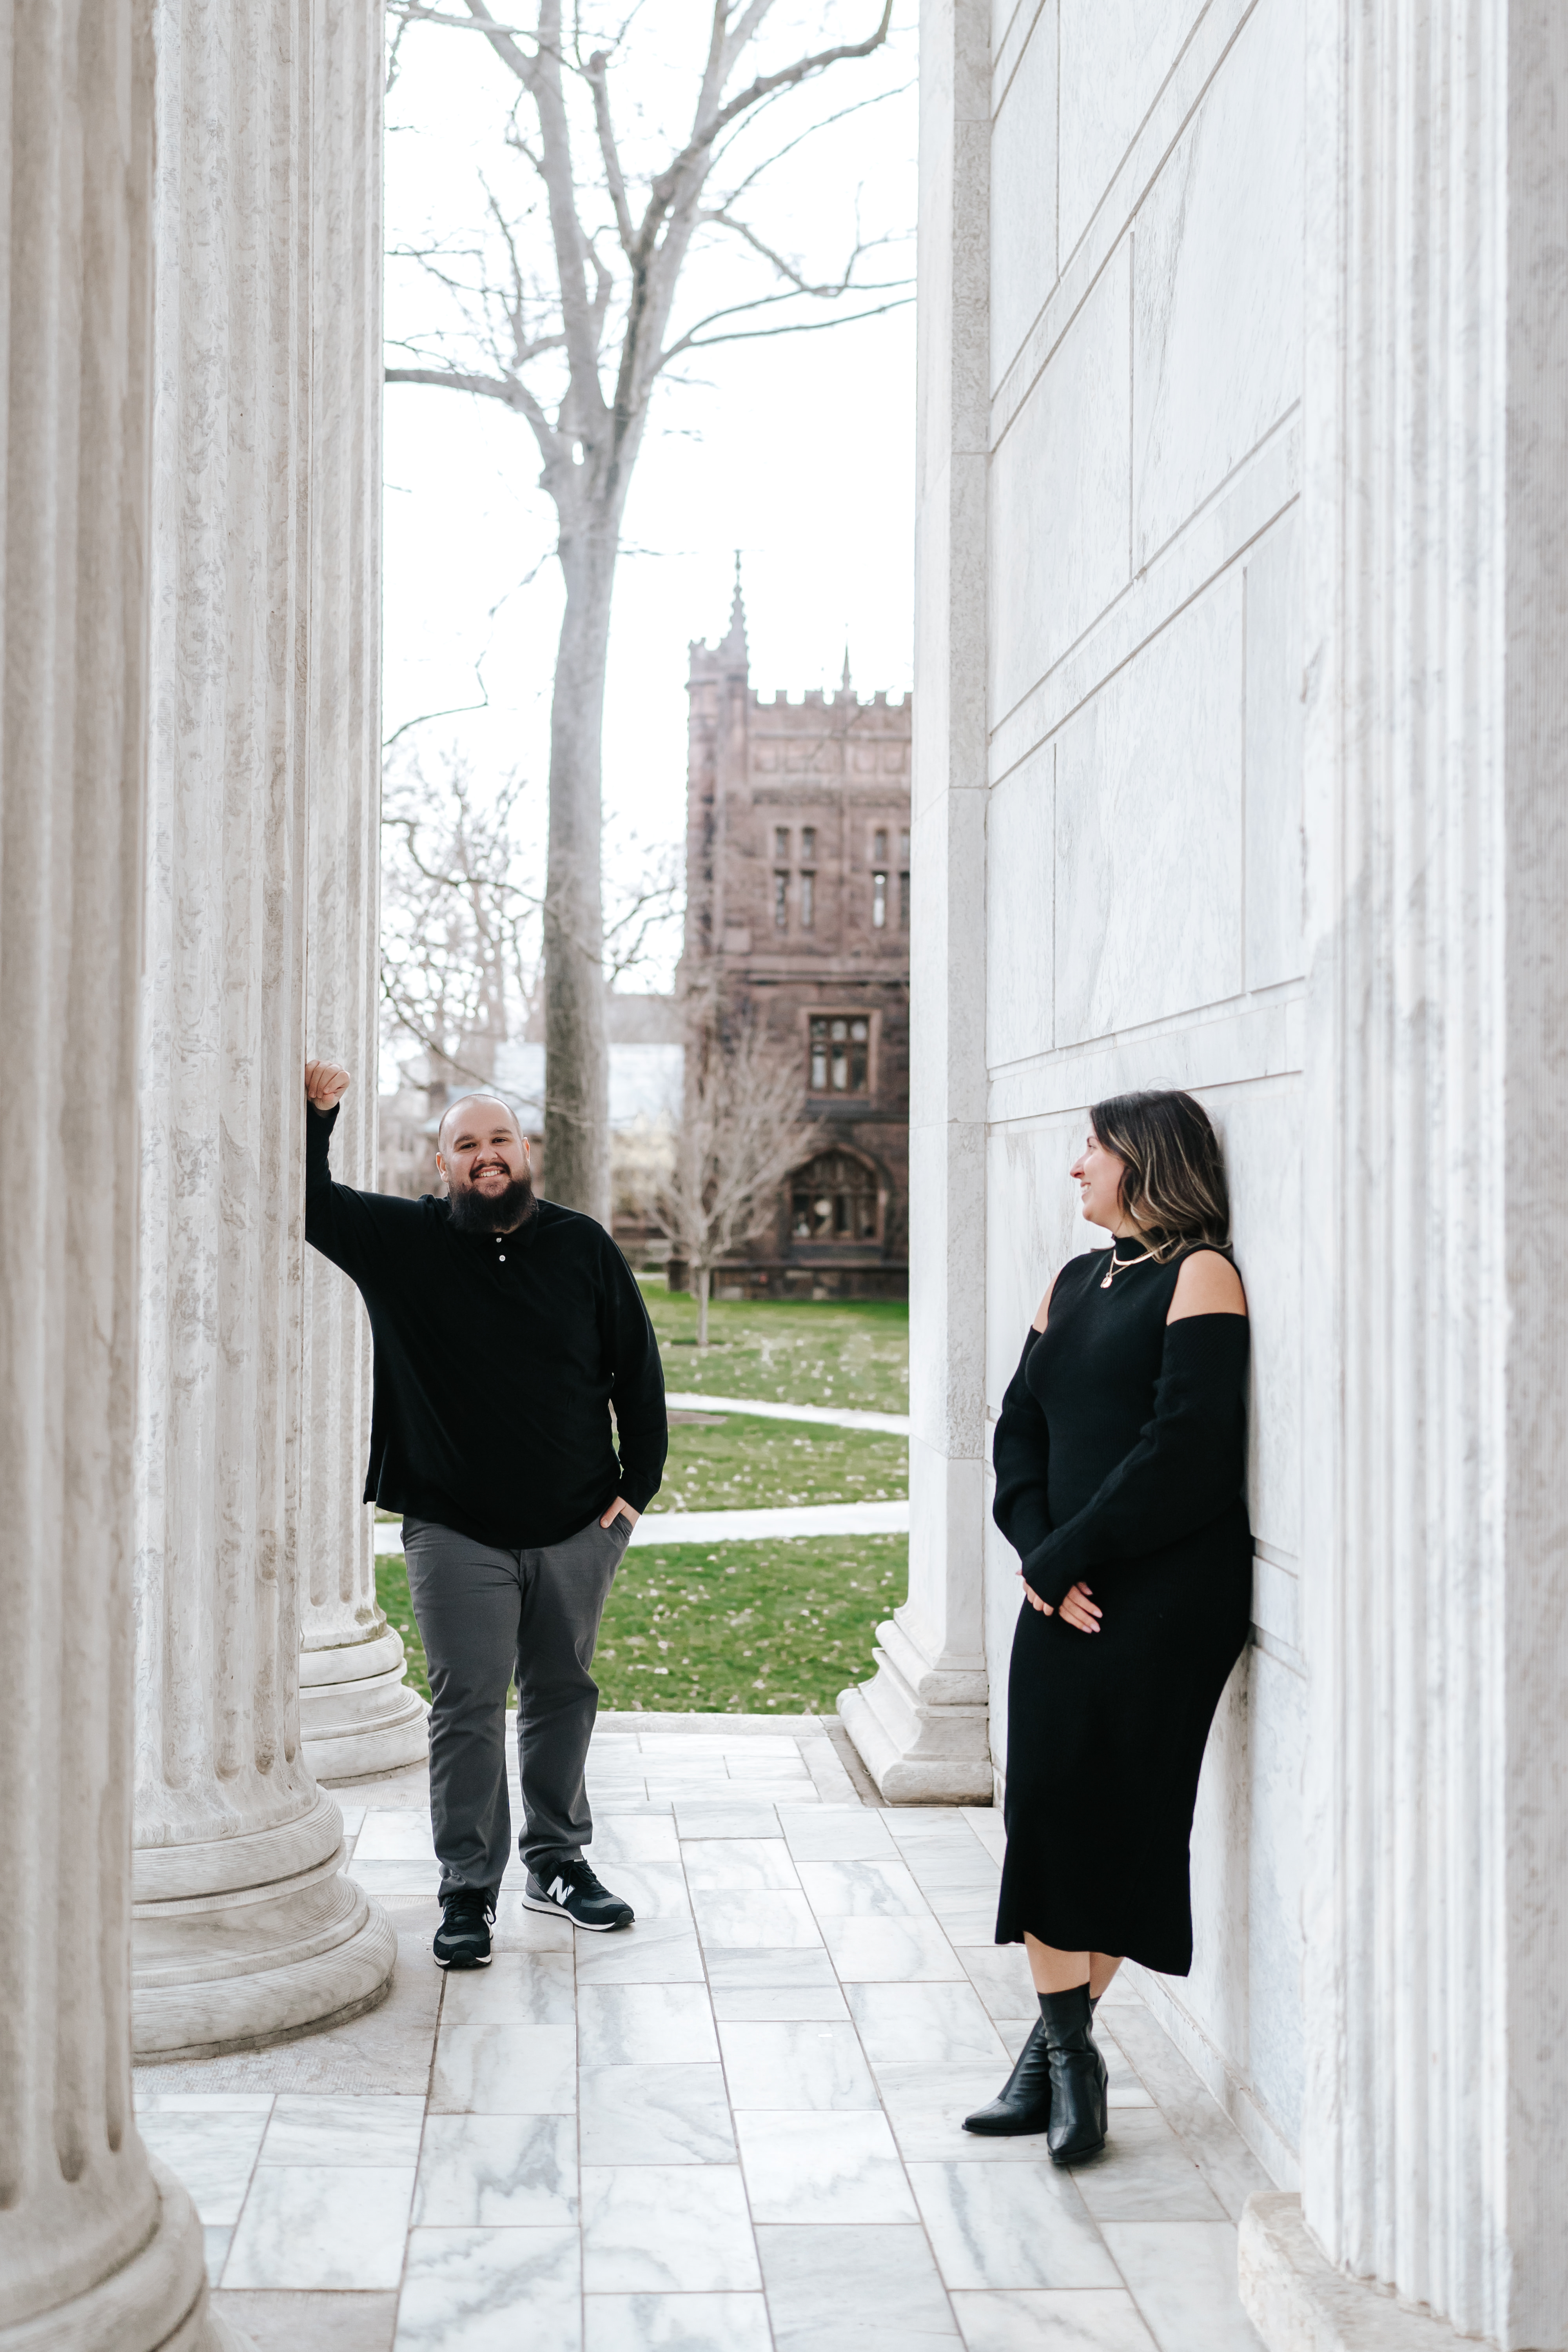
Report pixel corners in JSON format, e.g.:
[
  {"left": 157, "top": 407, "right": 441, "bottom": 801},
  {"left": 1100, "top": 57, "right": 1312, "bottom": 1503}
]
[
  {"left": 659, "top": 983, "right": 815, "bottom": 1348},
  {"left": 384, "top": 0, "right": 905, "bottom": 1218}
]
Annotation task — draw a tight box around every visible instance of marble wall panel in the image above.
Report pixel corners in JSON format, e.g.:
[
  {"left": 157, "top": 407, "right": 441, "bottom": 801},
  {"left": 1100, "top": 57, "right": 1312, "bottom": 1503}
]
[
  {"left": 1131, "top": 0, "right": 1303, "bottom": 565},
  {"left": 1211, "top": 1077, "right": 1301, "bottom": 1561},
  {"left": 988, "top": 240, "right": 1131, "bottom": 719},
  {"left": 1053, "top": 575, "right": 1245, "bottom": 1045},
  {"left": 984, "top": 1116, "right": 1089, "bottom": 1412},
  {"left": 1180, "top": 1654, "right": 1252, "bottom": 2068},
  {"left": 1058, "top": 0, "right": 1198, "bottom": 263},
  {"left": 1243, "top": 508, "right": 1305, "bottom": 989},
  {"left": 1245, "top": 1645, "right": 1305, "bottom": 2154},
  {"left": 989, "top": 0, "right": 1057, "bottom": 386},
  {"left": 985, "top": 744, "right": 1054, "bottom": 1067}
]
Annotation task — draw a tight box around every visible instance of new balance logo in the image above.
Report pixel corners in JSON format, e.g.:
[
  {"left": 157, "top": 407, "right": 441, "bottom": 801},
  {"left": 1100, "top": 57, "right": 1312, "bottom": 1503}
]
[{"left": 548, "top": 1876, "right": 571, "bottom": 1906}]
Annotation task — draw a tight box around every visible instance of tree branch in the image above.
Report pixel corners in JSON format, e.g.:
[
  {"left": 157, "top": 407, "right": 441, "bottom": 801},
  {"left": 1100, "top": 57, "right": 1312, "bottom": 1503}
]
[{"left": 584, "top": 49, "right": 635, "bottom": 252}]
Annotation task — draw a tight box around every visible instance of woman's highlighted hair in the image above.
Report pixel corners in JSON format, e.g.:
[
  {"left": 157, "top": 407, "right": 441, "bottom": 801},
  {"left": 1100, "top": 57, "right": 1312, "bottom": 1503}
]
[{"left": 1090, "top": 1089, "right": 1230, "bottom": 1261}]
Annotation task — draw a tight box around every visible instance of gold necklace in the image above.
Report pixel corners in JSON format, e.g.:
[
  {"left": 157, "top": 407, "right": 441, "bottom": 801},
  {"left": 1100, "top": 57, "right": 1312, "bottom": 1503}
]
[{"left": 1100, "top": 1240, "right": 1152, "bottom": 1290}]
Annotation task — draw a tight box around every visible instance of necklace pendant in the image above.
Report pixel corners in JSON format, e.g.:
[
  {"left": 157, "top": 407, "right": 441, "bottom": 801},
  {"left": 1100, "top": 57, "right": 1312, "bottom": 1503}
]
[{"left": 1101, "top": 1262, "right": 1114, "bottom": 1289}]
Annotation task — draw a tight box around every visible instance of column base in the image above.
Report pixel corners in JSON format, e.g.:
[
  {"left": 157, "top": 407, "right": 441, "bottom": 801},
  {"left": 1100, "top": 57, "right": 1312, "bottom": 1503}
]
[
  {"left": 299, "top": 1625, "right": 428, "bottom": 1783},
  {"left": 838, "top": 1609, "right": 992, "bottom": 1804},
  {"left": 1240, "top": 2194, "right": 1479, "bottom": 2352},
  {"left": 132, "top": 1791, "right": 398, "bottom": 2062},
  {"left": 0, "top": 2159, "right": 237, "bottom": 2352}
]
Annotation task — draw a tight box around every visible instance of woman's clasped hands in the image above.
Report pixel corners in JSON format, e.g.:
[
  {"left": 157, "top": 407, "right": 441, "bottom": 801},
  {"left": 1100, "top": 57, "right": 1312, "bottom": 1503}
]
[{"left": 1019, "top": 1570, "right": 1102, "bottom": 1633}]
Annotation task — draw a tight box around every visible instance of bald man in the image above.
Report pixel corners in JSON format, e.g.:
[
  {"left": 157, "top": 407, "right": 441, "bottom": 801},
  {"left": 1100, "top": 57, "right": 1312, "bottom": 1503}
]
[{"left": 303, "top": 1061, "right": 667, "bottom": 1967}]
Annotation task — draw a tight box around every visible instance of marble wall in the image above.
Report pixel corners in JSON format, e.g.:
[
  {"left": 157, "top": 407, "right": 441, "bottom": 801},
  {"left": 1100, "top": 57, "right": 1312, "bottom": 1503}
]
[{"left": 983, "top": 0, "right": 1307, "bottom": 2175}]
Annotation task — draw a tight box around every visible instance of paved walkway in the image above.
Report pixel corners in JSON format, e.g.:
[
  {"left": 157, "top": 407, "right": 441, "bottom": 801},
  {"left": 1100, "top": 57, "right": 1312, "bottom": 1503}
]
[
  {"left": 374, "top": 1502, "right": 910, "bottom": 1554},
  {"left": 136, "top": 1717, "right": 1267, "bottom": 2352},
  {"left": 664, "top": 1392, "right": 911, "bottom": 1436}
]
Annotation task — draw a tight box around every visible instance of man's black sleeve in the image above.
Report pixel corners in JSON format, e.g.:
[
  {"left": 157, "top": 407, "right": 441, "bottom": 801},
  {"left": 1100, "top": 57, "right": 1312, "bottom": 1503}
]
[
  {"left": 304, "top": 1100, "right": 423, "bottom": 1283},
  {"left": 601, "top": 1237, "right": 667, "bottom": 1512}
]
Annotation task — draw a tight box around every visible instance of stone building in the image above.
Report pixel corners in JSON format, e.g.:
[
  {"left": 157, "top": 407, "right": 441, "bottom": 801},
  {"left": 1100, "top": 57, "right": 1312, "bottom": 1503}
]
[
  {"left": 681, "top": 579, "right": 911, "bottom": 1296},
  {"left": 839, "top": 5, "right": 1568, "bottom": 2351}
]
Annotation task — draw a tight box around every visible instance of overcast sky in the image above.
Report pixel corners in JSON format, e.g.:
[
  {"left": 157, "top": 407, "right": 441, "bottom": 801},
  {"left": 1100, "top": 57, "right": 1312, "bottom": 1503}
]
[{"left": 381, "top": 4, "right": 918, "bottom": 1000}]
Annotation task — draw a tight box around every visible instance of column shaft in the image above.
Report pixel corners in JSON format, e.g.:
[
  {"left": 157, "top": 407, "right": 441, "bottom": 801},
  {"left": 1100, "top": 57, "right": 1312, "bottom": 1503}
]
[
  {"left": 298, "top": 0, "right": 428, "bottom": 1782},
  {"left": 131, "top": 0, "right": 395, "bottom": 2062},
  {"left": 839, "top": 0, "right": 991, "bottom": 1802},
  {"left": 0, "top": 6, "right": 218, "bottom": 2342}
]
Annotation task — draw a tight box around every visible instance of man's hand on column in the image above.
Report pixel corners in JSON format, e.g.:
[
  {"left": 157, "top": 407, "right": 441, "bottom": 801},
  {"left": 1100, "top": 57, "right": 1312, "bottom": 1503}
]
[{"left": 305, "top": 1060, "right": 351, "bottom": 1114}]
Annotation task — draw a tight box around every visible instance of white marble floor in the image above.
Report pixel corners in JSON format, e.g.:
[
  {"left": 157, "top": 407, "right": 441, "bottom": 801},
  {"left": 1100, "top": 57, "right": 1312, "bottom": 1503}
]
[{"left": 134, "top": 1716, "right": 1268, "bottom": 2352}]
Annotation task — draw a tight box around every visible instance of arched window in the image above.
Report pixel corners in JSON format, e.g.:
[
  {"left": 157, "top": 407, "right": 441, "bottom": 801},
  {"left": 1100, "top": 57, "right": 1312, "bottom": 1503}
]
[{"left": 789, "top": 1151, "right": 881, "bottom": 1245}]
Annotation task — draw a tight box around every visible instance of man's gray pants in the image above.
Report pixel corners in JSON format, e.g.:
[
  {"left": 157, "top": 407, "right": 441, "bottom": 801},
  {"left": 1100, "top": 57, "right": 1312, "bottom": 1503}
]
[{"left": 403, "top": 1511, "right": 632, "bottom": 1898}]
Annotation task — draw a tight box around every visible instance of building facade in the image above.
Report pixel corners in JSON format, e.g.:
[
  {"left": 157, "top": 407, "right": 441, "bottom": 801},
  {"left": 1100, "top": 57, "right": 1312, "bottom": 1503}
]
[
  {"left": 839, "top": 5, "right": 1568, "bottom": 2350},
  {"left": 681, "top": 582, "right": 912, "bottom": 1296}
]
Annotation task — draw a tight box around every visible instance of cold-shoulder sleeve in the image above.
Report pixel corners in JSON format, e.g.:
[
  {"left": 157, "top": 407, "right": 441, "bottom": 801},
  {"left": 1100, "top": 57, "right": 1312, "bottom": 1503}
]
[
  {"left": 1017, "top": 1314, "right": 1249, "bottom": 1612},
  {"left": 992, "top": 1327, "right": 1054, "bottom": 1560}
]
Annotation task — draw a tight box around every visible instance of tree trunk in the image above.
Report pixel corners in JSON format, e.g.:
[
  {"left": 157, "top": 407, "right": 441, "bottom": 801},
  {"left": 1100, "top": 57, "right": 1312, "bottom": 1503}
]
[
  {"left": 543, "top": 523, "right": 617, "bottom": 1220},
  {"left": 695, "top": 1263, "right": 710, "bottom": 1349}
]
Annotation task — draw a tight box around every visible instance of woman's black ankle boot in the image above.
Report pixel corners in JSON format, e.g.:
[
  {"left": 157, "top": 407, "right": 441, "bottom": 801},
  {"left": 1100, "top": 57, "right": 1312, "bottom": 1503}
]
[
  {"left": 962, "top": 2017, "right": 1053, "bottom": 2136},
  {"left": 1038, "top": 1982, "right": 1108, "bottom": 2165}
]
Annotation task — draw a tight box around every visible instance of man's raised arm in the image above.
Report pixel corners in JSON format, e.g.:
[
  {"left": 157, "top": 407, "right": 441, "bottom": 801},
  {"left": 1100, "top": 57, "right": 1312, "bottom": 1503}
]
[{"left": 303, "top": 1058, "right": 418, "bottom": 1281}]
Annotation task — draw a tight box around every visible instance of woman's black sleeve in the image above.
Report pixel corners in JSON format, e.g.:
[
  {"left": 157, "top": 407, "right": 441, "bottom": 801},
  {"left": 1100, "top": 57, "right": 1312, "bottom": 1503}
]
[
  {"left": 1018, "top": 1314, "right": 1249, "bottom": 1612},
  {"left": 991, "top": 1327, "right": 1054, "bottom": 1559}
]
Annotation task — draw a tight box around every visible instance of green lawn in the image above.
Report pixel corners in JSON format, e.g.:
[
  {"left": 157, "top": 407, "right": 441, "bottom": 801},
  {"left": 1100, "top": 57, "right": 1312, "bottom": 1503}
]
[
  {"left": 652, "top": 1411, "right": 906, "bottom": 1513},
  {"left": 375, "top": 1294, "right": 911, "bottom": 1713},
  {"left": 644, "top": 1286, "right": 909, "bottom": 1416}
]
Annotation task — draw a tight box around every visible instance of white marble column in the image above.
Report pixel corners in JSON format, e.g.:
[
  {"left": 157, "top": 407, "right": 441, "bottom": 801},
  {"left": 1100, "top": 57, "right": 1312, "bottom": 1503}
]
[
  {"left": 131, "top": 0, "right": 396, "bottom": 2062},
  {"left": 1240, "top": 5, "right": 1568, "bottom": 2348},
  {"left": 0, "top": 11, "right": 227, "bottom": 2344},
  {"left": 298, "top": 0, "right": 428, "bottom": 1785},
  {"left": 839, "top": 0, "right": 991, "bottom": 1803}
]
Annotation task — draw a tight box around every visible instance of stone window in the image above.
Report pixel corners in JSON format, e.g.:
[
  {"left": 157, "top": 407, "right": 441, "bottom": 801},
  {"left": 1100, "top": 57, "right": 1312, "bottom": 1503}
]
[
  {"left": 872, "top": 868, "right": 887, "bottom": 928},
  {"left": 809, "top": 1014, "right": 869, "bottom": 1093},
  {"left": 773, "top": 870, "right": 788, "bottom": 929},
  {"left": 774, "top": 826, "right": 790, "bottom": 860},
  {"left": 800, "top": 869, "right": 816, "bottom": 929},
  {"left": 899, "top": 868, "right": 910, "bottom": 927},
  {"left": 790, "top": 1150, "right": 881, "bottom": 1242},
  {"left": 801, "top": 825, "right": 817, "bottom": 859},
  {"left": 873, "top": 827, "right": 889, "bottom": 863}
]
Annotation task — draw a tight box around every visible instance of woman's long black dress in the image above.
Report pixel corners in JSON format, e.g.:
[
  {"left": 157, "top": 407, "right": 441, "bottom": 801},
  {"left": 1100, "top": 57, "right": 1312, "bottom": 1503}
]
[{"left": 992, "top": 1241, "right": 1252, "bottom": 1976}]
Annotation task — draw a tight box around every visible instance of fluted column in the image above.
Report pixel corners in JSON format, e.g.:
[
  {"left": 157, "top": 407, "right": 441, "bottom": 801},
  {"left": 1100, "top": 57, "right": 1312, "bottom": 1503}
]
[
  {"left": 0, "top": 9, "right": 225, "bottom": 2344},
  {"left": 838, "top": 0, "right": 991, "bottom": 1802},
  {"left": 298, "top": 0, "right": 427, "bottom": 1784},
  {"left": 131, "top": 0, "right": 396, "bottom": 2062},
  {"left": 1240, "top": 5, "right": 1568, "bottom": 2348}
]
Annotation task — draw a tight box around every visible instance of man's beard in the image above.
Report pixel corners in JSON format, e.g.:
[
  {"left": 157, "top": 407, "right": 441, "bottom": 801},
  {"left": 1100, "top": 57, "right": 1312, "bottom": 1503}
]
[{"left": 446, "top": 1172, "right": 536, "bottom": 1234}]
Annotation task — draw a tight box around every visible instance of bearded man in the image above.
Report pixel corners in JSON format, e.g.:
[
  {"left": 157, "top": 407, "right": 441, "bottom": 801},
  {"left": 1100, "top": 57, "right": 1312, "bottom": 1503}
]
[{"left": 303, "top": 1059, "right": 666, "bottom": 1968}]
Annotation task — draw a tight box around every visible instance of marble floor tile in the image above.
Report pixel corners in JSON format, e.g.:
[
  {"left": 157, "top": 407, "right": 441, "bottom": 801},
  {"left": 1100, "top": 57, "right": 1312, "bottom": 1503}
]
[
  {"left": 1094, "top": 2031, "right": 1156, "bottom": 2109},
  {"left": 641, "top": 1735, "right": 804, "bottom": 1760},
  {"left": 819, "top": 1914, "right": 965, "bottom": 1983},
  {"left": 1099, "top": 2005, "right": 1271, "bottom": 2220},
  {"left": 873, "top": 2063, "right": 1055, "bottom": 2164},
  {"left": 394, "top": 2226, "right": 581, "bottom": 2350},
  {"left": 711, "top": 1984, "right": 851, "bottom": 2023},
  {"left": 429, "top": 2022, "right": 577, "bottom": 2114},
  {"left": 580, "top": 2164, "right": 760, "bottom": 2292},
  {"left": 258, "top": 2094, "right": 426, "bottom": 2167},
  {"left": 907, "top": 2162, "right": 1120, "bottom": 2291},
  {"left": 679, "top": 1838, "right": 802, "bottom": 1893},
  {"left": 723, "top": 1755, "right": 810, "bottom": 1782},
  {"left": 136, "top": 2091, "right": 277, "bottom": 2113},
  {"left": 961, "top": 1946, "right": 1040, "bottom": 2021},
  {"left": 137, "top": 2111, "right": 270, "bottom": 2223},
  {"left": 902, "top": 1850, "right": 1004, "bottom": 1892},
  {"left": 577, "top": 1984, "right": 720, "bottom": 2069},
  {"left": 754, "top": 2221, "right": 960, "bottom": 2349},
  {"left": 1098, "top": 2221, "right": 1262, "bottom": 2351},
  {"left": 950, "top": 2288, "right": 1159, "bottom": 2351},
  {"left": 776, "top": 1806, "right": 898, "bottom": 1860},
  {"left": 584, "top": 2291, "right": 772, "bottom": 2352},
  {"left": 588, "top": 1815, "right": 681, "bottom": 1863},
  {"left": 796, "top": 1857, "right": 931, "bottom": 1917},
  {"left": 707, "top": 1780, "right": 819, "bottom": 1808},
  {"left": 352, "top": 1812, "right": 436, "bottom": 1860},
  {"left": 224, "top": 2165, "right": 416, "bottom": 2289},
  {"left": 412, "top": 2114, "right": 577, "bottom": 2227},
  {"left": 671, "top": 1802, "right": 782, "bottom": 1840},
  {"left": 702, "top": 1945, "right": 839, "bottom": 1991},
  {"left": 351, "top": 1860, "right": 442, "bottom": 1896},
  {"left": 733, "top": 2109, "right": 918, "bottom": 2225},
  {"left": 599, "top": 1860, "right": 695, "bottom": 1922},
  {"left": 719, "top": 2019, "right": 879, "bottom": 2110},
  {"left": 848, "top": 1981, "right": 1010, "bottom": 2065},
  {"left": 960, "top": 1806, "right": 1009, "bottom": 1860},
  {"left": 1070, "top": 2112, "right": 1229, "bottom": 2224},
  {"left": 211, "top": 2288, "right": 397, "bottom": 2352},
  {"left": 441, "top": 1951, "right": 575, "bottom": 2026},
  {"left": 204, "top": 2227, "right": 232, "bottom": 2284},
  {"left": 488, "top": 1897, "right": 574, "bottom": 1953},
  {"left": 573, "top": 1921, "right": 707, "bottom": 1986},
  {"left": 933, "top": 1905, "right": 1005, "bottom": 1947},
  {"left": 579, "top": 2063, "right": 735, "bottom": 2165},
  {"left": 690, "top": 1887, "right": 824, "bottom": 1949}
]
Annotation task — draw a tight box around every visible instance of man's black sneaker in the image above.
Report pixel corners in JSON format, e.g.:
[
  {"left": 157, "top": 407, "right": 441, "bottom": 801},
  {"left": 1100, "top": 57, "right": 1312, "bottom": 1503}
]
[
  {"left": 434, "top": 1887, "right": 495, "bottom": 1969},
  {"left": 521, "top": 1855, "right": 635, "bottom": 1932}
]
